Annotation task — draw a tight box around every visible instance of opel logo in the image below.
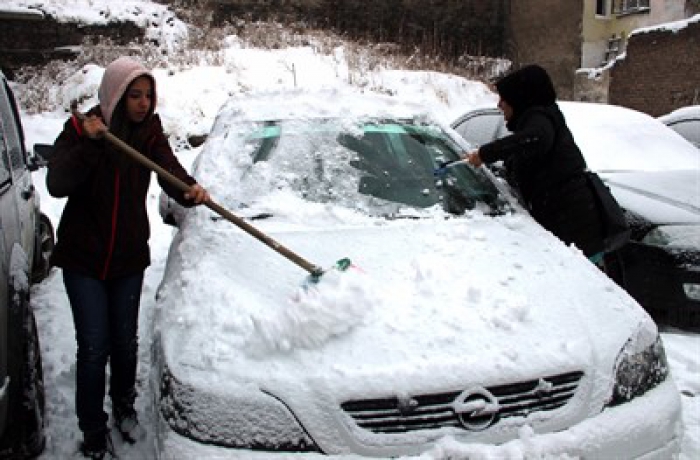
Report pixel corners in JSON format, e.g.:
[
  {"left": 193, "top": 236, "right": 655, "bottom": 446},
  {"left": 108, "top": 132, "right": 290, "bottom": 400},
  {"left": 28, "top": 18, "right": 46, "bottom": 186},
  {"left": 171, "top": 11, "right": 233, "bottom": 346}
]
[{"left": 451, "top": 387, "right": 500, "bottom": 431}]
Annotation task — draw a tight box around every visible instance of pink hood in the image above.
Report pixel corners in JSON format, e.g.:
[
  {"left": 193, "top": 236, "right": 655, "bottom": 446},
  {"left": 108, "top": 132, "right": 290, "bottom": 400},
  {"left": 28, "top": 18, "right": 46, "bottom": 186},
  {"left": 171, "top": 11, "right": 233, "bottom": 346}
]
[{"left": 98, "top": 56, "right": 156, "bottom": 126}]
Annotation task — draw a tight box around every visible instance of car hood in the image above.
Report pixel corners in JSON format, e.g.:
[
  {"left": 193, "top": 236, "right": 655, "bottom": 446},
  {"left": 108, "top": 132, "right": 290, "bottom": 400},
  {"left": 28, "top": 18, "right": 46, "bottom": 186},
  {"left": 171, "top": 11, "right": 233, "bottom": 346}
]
[
  {"left": 155, "top": 210, "right": 650, "bottom": 398},
  {"left": 601, "top": 170, "right": 700, "bottom": 225}
]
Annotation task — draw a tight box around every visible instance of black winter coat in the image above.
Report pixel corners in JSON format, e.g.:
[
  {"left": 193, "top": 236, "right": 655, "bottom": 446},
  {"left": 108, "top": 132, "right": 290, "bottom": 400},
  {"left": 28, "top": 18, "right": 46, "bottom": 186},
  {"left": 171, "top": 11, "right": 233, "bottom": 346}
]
[
  {"left": 479, "top": 105, "right": 604, "bottom": 257},
  {"left": 47, "top": 107, "right": 197, "bottom": 279}
]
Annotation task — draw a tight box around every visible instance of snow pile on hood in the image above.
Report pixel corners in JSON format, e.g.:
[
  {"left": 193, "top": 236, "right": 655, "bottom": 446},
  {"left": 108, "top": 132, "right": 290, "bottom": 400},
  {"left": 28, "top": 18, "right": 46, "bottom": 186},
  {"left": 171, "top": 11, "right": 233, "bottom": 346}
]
[{"left": 245, "top": 264, "right": 374, "bottom": 354}]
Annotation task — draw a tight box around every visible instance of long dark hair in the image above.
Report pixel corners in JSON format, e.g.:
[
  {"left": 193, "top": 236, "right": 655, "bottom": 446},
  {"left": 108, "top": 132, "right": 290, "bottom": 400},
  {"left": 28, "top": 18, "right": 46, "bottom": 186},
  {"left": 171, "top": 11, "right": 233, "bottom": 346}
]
[{"left": 107, "top": 77, "right": 155, "bottom": 169}]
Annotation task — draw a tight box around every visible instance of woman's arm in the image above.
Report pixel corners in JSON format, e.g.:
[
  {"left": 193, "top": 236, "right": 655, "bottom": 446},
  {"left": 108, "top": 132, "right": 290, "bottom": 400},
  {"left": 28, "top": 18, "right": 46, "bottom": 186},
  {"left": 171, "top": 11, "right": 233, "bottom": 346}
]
[
  {"left": 475, "top": 110, "right": 556, "bottom": 165},
  {"left": 148, "top": 116, "right": 208, "bottom": 206},
  {"left": 46, "top": 115, "right": 102, "bottom": 197}
]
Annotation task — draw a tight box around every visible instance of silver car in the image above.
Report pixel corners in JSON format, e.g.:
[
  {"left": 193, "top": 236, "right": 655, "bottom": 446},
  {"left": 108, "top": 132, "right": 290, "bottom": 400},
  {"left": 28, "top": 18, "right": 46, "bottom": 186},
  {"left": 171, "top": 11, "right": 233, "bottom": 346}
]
[
  {"left": 658, "top": 105, "right": 700, "bottom": 149},
  {"left": 0, "top": 70, "right": 54, "bottom": 458}
]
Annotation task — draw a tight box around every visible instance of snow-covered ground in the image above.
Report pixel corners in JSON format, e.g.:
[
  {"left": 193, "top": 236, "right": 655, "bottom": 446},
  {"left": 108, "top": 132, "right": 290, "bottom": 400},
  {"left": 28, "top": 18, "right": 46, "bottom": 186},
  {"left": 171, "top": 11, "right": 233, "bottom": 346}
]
[{"left": 4, "top": 0, "right": 698, "bottom": 458}]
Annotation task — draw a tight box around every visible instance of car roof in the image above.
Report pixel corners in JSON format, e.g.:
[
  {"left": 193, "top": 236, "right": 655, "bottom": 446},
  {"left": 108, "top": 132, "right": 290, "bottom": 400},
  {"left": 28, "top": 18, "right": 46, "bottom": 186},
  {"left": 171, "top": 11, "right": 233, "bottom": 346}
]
[
  {"left": 453, "top": 101, "right": 699, "bottom": 172},
  {"left": 213, "top": 88, "right": 439, "bottom": 127},
  {"left": 658, "top": 105, "right": 700, "bottom": 124}
]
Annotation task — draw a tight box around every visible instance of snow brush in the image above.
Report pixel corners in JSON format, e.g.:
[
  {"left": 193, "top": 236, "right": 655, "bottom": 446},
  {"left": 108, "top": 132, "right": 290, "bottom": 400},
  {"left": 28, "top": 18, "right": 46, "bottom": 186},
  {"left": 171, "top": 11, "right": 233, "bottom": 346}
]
[
  {"left": 70, "top": 102, "right": 350, "bottom": 285},
  {"left": 433, "top": 158, "right": 468, "bottom": 176}
]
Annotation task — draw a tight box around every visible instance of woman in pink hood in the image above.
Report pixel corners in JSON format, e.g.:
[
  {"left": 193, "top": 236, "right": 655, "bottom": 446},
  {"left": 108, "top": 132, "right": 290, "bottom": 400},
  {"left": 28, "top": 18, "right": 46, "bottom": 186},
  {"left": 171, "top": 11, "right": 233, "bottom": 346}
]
[{"left": 47, "top": 56, "right": 209, "bottom": 458}]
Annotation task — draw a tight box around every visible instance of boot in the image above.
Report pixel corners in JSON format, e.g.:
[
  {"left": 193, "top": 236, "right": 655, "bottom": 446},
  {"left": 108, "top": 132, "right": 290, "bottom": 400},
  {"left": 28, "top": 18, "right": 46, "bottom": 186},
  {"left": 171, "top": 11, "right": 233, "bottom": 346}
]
[
  {"left": 80, "top": 428, "right": 115, "bottom": 459},
  {"left": 113, "top": 403, "right": 146, "bottom": 444}
]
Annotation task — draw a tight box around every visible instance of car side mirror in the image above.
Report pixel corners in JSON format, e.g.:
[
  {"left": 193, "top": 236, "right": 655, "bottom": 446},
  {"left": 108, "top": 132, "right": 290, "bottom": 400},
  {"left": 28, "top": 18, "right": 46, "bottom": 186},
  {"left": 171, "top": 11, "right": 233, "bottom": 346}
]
[{"left": 29, "top": 143, "right": 55, "bottom": 171}]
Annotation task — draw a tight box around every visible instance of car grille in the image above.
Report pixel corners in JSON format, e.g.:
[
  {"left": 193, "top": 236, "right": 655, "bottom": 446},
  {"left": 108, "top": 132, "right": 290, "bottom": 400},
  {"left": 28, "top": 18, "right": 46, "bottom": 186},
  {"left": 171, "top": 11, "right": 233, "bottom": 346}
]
[{"left": 340, "top": 371, "right": 584, "bottom": 434}]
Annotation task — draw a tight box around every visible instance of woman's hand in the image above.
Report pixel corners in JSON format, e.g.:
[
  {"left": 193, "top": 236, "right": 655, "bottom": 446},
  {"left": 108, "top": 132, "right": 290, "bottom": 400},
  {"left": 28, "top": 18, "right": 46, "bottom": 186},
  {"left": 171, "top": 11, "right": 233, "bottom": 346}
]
[
  {"left": 82, "top": 115, "right": 107, "bottom": 139},
  {"left": 185, "top": 184, "right": 210, "bottom": 204},
  {"left": 462, "top": 150, "right": 483, "bottom": 167}
]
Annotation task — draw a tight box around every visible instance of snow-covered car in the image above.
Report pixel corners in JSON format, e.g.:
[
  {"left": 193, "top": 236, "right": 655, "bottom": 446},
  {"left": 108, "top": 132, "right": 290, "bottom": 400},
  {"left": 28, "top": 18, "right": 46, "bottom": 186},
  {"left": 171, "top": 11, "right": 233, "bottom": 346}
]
[
  {"left": 658, "top": 105, "right": 700, "bottom": 149},
  {"left": 154, "top": 90, "right": 681, "bottom": 458},
  {"left": 451, "top": 102, "right": 700, "bottom": 330}
]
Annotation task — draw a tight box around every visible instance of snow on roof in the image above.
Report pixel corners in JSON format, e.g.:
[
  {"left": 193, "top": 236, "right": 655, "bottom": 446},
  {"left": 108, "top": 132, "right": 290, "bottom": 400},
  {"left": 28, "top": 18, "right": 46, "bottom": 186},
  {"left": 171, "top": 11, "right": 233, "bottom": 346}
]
[
  {"left": 631, "top": 12, "right": 700, "bottom": 36},
  {"left": 1, "top": 0, "right": 187, "bottom": 51}
]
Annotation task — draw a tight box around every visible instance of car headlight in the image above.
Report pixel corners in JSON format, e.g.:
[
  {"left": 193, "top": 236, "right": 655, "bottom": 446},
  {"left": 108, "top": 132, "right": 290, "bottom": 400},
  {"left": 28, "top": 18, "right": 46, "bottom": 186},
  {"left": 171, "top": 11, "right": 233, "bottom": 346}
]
[
  {"left": 684, "top": 283, "right": 700, "bottom": 301},
  {"left": 641, "top": 225, "right": 700, "bottom": 301},
  {"left": 160, "top": 365, "right": 320, "bottom": 452},
  {"left": 641, "top": 224, "right": 700, "bottom": 248},
  {"left": 608, "top": 325, "right": 669, "bottom": 406}
]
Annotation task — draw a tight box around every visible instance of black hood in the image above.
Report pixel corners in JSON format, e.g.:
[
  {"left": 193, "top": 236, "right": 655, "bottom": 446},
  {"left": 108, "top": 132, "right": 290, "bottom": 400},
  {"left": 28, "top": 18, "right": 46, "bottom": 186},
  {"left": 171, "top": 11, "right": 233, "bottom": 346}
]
[{"left": 495, "top": 65, "right": 557, "bottom": 128}]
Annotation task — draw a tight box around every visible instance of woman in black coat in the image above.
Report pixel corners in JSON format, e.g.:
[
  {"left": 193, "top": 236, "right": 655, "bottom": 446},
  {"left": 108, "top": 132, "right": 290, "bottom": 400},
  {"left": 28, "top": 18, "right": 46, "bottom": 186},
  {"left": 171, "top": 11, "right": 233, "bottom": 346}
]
[{"left": 465, "top": 64, "right": 605, "bottom": 262}]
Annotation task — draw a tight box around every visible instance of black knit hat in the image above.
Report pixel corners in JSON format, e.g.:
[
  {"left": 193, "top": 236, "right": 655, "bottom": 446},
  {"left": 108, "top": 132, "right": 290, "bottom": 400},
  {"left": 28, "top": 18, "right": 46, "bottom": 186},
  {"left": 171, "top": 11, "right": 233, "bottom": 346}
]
[{"left": 495, "top": 64, "right": 557, "bottom": 114}]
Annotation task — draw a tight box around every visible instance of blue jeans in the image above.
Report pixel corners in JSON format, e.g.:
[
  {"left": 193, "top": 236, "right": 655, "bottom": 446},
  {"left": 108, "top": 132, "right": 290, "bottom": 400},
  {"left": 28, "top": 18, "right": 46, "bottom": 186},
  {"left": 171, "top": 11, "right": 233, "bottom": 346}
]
[{"left": 63, "top": 270, "right": 144, "bottom": 434}]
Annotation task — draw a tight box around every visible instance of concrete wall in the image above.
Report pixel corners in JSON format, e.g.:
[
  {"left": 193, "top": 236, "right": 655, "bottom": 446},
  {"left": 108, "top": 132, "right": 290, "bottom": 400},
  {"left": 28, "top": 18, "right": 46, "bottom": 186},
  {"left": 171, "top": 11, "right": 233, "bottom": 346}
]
[
  {"left": 508, "top": 0, "right": 583, "bottom": 100},
  {"left": 609, "top": 16, "right": 700, "bottom": 115},
  {"left": 581, "top": 0, "right": 690, "bottom": 68},
  {"left": 0, "top": 13, "right": 143, "bottom": 79}
]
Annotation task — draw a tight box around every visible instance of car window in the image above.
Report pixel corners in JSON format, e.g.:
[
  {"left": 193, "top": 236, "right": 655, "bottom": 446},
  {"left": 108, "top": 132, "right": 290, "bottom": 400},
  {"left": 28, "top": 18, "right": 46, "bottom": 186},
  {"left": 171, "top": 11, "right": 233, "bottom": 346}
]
[
  {"left": 0, "top": 80, "right": 24, "bottom": 175},
  {"left": 666, "top": 120, "right": 700, "bottom": 148},
  {"left": 0, "top": 131, "right": 10, "bottom": 186},
  {"left": 0, "top": 95, "right": 12, "bottom": 186},
  {"left": 453, "top": 111, "right": 509, "bottom": 147},
  {"left": 239, "top": 119, "right": 506, "bottom": 216}
]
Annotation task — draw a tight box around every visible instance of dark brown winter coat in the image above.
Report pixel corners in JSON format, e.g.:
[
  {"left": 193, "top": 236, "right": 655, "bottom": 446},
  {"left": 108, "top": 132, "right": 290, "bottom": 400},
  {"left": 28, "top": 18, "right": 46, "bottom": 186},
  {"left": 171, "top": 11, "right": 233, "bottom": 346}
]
[{"left": 47, "top": 107, "right": 197, "bottom": 279}]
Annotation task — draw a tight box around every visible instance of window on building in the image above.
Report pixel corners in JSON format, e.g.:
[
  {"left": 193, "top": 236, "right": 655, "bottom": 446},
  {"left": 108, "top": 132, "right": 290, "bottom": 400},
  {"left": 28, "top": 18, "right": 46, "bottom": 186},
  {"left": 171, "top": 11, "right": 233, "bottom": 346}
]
[
  {"left": 596, "top": 0, "right": 609, "bottom": 16},
  {"left": 613, "top": 0, "right": 650, "bottom": 15}
]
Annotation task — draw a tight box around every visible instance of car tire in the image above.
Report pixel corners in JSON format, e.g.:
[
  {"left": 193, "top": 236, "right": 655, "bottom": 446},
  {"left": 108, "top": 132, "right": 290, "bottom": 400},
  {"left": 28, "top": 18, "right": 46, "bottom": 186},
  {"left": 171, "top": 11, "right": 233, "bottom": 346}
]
[
  {"left": 31, "top": 213, "right": 55, "bottom": 284},
  {"left": 0, "top": 284, "right": 46, "bottom": 459}
]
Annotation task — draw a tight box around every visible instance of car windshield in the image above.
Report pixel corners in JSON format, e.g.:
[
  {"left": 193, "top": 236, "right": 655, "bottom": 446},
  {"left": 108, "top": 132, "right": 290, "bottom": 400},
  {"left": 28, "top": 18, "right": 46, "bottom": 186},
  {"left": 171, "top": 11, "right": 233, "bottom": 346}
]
[{"left": 236, "top": 118, "right": 506, "bottom": 216}]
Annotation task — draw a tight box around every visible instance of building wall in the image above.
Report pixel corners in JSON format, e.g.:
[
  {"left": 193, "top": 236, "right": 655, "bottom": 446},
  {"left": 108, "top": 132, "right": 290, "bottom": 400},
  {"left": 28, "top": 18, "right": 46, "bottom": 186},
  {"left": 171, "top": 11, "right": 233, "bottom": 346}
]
[
  {"left": 580, "top": 0, "right": 688, "bottom": 68},
  {"left": 508, "top": 0, "right": 582, "bottom": 100},
  {"left": 609, "top": 16, "right": 700, "bottom": 115},
  {"left": 0, "top": 13, "right": 145, "bottom": 79}
]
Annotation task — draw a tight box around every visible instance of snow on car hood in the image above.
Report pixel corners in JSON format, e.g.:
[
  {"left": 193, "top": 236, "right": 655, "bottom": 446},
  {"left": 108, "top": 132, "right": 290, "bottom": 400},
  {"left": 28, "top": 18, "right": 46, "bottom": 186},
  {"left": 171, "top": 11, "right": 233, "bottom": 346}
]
[
  {"left": 155, "top": 206, "right": 650, "bottom": 396},
  {"left": 602, "top": 170, "right": 700, "bottom": 225}
]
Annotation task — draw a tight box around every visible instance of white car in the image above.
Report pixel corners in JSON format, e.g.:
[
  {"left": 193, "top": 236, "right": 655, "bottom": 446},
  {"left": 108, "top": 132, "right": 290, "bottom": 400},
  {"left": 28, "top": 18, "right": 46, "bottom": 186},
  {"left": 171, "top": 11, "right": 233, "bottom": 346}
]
[
  {"left": 658, "top": 105, "right": 700, "bottom": 149},
  {"left": 154, "top": 90, "right": 681, "bottom": 458}
]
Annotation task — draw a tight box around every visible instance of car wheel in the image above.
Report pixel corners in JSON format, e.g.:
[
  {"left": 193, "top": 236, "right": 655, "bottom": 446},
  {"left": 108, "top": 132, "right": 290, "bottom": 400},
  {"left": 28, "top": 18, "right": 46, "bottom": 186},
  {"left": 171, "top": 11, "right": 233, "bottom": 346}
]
[
  {"left": 31, "top": 213, "right": 55, "bottom": 284},
  {"left": 0, "top": 285, "right": 46, "bottom": 458}
]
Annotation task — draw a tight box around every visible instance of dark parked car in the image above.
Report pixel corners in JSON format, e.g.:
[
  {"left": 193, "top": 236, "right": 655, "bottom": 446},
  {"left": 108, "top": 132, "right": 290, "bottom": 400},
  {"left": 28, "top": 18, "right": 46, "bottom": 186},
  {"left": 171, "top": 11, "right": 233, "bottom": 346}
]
[
  {"left": 0, "top": 70, "right": 54, "bottom": 458},
  {"left": 658, "top": 105, "right": 700, "bottom": 149},
  {"left": 451, "top": 102, "right": 700, "bottom": 330}
]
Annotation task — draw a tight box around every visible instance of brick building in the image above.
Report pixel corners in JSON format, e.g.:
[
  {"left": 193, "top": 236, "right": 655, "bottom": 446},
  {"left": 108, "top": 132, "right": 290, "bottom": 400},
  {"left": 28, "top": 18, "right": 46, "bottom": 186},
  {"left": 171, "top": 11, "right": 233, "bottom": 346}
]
[
  {"left": 609, "top": 17, "right": 700, "bottom": 116},
  {"left": 508, "top": 0, "right": 700, "bottom": 115}
]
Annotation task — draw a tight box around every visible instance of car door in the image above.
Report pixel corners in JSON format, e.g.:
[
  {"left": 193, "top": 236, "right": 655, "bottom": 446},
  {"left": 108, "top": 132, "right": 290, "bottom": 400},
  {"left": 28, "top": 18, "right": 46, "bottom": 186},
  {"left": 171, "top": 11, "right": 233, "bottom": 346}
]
[
  {"left": 0, "top": 77, "right": 36, "bottom": 261},
  {"left": 0, "top": 80, "right": 22, "bottom": 438}
]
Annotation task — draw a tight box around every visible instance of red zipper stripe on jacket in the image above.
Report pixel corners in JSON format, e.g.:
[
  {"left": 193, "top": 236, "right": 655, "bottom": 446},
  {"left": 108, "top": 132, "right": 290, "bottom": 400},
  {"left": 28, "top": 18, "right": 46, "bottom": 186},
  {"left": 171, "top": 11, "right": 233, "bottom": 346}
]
[
  {"left": 101, "top": 170, "right": 120, "bottom": 280},
  {"left": 71, "top": 115, "right": 83, "bottom": 136}
]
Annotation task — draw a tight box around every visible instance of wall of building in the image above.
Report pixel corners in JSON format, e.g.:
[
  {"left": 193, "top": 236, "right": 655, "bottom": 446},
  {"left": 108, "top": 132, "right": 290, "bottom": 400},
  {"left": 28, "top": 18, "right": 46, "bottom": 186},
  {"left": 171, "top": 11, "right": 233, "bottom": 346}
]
[
  {"left": 580, "top": 0, "right": 689, "bottom": 68},
  {"left": 574, "top": 67, "right": 611, "bottom": 103},
  {"left": 609, "top": 15, "right": 700, "bottom": 115},
  {"left": 508, "top": 0, "right": 582, "bottom": 100},
  {"left": 0, "top": 13, "right": 144, "bottom": 79}
]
